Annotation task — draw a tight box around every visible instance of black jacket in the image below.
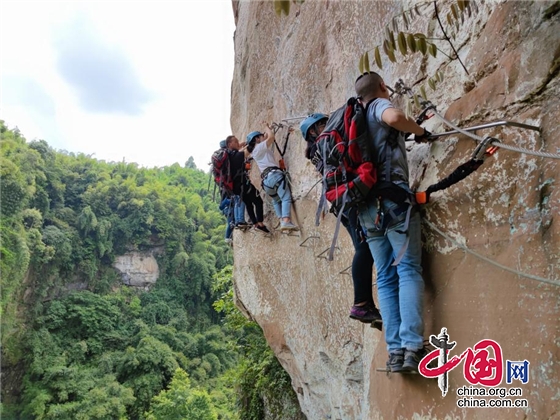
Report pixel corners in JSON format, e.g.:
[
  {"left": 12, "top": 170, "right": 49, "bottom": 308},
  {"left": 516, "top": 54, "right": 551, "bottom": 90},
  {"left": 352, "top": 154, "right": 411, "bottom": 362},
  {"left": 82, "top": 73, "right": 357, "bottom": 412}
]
[{"left": 228, "top": 150, "right": 246, "bottom": 195}]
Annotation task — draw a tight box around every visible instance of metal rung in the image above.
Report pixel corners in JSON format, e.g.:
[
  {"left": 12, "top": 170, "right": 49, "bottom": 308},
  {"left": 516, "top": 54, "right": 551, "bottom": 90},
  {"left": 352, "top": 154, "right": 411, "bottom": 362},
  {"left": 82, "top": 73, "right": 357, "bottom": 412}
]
[
  {"left": 407, "top": 120, "right": 541, "bottom": 142},
  {"left": 316, "top": 247, "right": 339, "bottom": 259},
  {"left": 281, "top": 115, "right": 308, "bottom": 122},
  {"left": 299, "top": 235, "right": 320, "bottom": 247},
  {"left": 339, "top": 265, "right": 352, "bottom": 275}
]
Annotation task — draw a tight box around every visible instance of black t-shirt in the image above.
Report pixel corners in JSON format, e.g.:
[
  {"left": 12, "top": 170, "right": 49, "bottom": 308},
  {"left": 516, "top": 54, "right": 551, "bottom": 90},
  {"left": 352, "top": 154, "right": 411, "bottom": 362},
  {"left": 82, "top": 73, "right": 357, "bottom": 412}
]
[{"left": 228, "top": 149, "right": 245, "bottom": 195}]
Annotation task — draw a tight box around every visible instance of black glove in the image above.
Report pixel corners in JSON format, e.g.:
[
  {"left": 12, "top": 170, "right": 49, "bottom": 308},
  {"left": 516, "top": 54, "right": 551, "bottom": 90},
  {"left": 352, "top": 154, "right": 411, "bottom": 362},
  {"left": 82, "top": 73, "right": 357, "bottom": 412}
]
[{"left": 414, "top": 129, "right": 435, "bottom": 143}]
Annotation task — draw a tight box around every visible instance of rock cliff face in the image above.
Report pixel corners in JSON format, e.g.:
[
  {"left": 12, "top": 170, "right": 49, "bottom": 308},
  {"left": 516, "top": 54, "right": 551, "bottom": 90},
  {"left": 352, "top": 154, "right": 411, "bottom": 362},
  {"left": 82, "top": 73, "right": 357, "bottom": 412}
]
[
  {"left": 113, "top": 251, "right": 160, "bottom": 288},
  {"left": 229, "top": 1, "right": 559, "bottom": 419}
]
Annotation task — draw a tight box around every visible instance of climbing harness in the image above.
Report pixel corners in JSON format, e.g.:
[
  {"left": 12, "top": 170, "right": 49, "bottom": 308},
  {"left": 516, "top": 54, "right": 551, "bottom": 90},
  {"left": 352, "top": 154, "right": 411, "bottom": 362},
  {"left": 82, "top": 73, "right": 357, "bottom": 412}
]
[
  {"left": 256, "top": 122, "right": 301, "bottom": 232},
  {"left": 270, "top": 122, "right": 292, "bottom": 170},
  {"left": 415, "top": 136, "right": 499, "bottom": 204},
  {"left": 257, "top": 123, "right": 292, "bottom": 197},
  {"left": 385, "top": 80, "right": 560, "bottom": 286}
]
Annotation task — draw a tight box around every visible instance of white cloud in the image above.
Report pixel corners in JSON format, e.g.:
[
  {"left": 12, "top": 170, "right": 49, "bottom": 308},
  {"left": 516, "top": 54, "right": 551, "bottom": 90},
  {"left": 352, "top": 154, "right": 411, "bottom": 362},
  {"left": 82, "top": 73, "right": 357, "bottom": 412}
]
[{"left": 0, "top": 0, "right": 236, "bottom": 169}]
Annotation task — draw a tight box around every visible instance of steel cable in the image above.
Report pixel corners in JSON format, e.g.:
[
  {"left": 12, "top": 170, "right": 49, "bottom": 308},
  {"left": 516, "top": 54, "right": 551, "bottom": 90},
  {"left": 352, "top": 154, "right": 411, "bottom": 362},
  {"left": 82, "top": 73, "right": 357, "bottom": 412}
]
[
  {"left": 432, "top": 110, "right": 560, "bottom": 160},
  {"left": 424, "top": 219, "right": 560, "bottom": 287}
]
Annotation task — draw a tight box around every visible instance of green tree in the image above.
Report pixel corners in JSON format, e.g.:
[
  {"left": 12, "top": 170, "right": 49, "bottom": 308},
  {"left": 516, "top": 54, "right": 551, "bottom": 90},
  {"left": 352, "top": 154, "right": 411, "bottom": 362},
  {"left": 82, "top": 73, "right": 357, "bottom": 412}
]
[
  {"left": 145, "top": 368, "right": 217, "bottom": 420},
  {"left": 1, "top": 121, "right": 292, "bottom": 419},
  {"left": 185, "top": 156, "right": 197, "bottom": 169},
  {"left": 212, "top": 267, "right": 304, "bottom": 419}
]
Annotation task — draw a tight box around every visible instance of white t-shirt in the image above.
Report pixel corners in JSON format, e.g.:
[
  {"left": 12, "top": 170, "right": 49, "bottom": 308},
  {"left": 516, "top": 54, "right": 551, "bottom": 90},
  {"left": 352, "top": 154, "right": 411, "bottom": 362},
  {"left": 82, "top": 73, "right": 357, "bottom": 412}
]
[{"left": 252, "top": 141, "right": 279, "bottom": 172}]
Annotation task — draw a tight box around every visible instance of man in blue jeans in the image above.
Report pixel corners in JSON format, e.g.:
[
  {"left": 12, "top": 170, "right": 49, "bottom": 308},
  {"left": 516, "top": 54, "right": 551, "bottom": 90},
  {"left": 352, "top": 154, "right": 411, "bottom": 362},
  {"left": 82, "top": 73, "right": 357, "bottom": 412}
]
[
  {"left": 354, "top": 72, "right": 434, "bottom": 373},
  {"left": 246, "top": 126, "right": 298, "bottom": 231}
]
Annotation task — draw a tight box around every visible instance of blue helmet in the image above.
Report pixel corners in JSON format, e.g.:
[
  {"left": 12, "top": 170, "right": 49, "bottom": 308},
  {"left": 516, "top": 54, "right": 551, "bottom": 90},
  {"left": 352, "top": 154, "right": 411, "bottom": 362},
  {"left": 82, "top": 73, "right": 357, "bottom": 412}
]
[
  {"left": 300, "top": 113, "right": 328, "bottom": 141},
  {"left": 247, "top": 131, "right": 263, "bottom": 144},
  {"left": 219, "top": 140, "right": 227, "bottom": 149}
]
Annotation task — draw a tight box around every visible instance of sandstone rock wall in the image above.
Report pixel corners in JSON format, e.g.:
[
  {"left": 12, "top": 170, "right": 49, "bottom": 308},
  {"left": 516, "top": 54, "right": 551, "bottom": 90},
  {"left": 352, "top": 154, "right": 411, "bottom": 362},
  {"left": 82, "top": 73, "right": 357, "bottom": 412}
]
[
  {"left": 113, "top": 251, "right": 160, "bottom": 288},
  {"left": 230, "top": 1, "right": 559, "bottom": 419}
]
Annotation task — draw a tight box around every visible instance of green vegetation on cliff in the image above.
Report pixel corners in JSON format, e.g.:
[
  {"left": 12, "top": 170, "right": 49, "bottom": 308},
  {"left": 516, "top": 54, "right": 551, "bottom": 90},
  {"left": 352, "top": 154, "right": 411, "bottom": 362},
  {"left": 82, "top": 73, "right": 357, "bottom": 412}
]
[{"left": 0, "top": 121, "right": 302, "bottom": 419}]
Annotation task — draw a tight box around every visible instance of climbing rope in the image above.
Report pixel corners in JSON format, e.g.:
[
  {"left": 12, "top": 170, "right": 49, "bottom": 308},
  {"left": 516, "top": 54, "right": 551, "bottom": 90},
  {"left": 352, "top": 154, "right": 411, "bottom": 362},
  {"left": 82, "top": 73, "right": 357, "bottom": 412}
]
[
  {"left": 431, "top": 109, "right": 560, "bottom": 160},
  {"left": 424, "top": 219, "right": 560, "bottom": 287}
]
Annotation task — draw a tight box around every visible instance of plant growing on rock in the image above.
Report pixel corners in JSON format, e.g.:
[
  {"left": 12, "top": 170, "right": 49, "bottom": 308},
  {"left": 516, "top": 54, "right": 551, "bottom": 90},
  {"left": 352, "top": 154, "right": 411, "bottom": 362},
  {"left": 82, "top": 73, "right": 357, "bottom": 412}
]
[{"left": 358, "top": 0, "right": 480, "bottom": 114}]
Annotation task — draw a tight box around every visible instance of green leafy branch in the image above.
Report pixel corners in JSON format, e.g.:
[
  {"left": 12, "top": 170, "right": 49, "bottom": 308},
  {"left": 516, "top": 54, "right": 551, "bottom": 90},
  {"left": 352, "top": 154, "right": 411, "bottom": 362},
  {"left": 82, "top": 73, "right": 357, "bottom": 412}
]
[
  {"left": 358, "top": 0, "right": 480, "bottom": 115},
  {"left": 359, "top": 0, "right": 478, "bottom": 73},
  {"left": 270, "top": 0, "right": 480, "bottom": 115}
]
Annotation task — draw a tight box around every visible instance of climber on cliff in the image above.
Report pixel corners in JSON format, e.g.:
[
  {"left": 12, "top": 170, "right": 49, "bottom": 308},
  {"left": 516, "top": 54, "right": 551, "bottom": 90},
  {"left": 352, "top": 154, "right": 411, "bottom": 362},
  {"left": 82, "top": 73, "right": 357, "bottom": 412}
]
[
  {"left": 218, "top": 136, "right": 248, "bottom": 230},
  {"left": 246, "top": 126, "right": 299, "bottom": 231},
  {"left": 300, "top": 113, "right": 382, "bottom": 330},
  {"left": 354, "top": 72, "right": 434, "bottom": 374},
  {"left": 226, "top": 135, "right": 270, "bottom": 234},
  {"left": 216, "top": 140, "right": 234, "bottom": 245}
]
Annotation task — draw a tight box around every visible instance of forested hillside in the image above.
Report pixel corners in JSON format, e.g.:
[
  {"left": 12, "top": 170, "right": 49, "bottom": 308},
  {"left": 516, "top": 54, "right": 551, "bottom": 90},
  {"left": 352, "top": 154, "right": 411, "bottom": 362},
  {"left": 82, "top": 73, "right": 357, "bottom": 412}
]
[{"left": 0, "top": 121, "right": 302, "bottom": 419}]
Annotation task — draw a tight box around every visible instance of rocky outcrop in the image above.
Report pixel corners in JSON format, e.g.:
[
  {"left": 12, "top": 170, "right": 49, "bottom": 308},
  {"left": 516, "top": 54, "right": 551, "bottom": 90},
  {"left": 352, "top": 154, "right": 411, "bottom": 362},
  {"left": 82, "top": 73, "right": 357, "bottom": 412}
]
[
  {"left": 113, "top": 251, "right": 160, "bottom": 288},
  {"left": 230, "top": 1, "right": 559, "bottom": 419}
]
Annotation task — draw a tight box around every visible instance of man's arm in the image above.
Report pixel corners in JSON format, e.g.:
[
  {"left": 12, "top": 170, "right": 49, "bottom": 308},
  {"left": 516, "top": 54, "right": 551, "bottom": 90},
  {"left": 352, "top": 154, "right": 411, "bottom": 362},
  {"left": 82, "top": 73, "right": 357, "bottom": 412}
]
[{"left": 381, "top": 108, "right": 425, "bottom": 136}]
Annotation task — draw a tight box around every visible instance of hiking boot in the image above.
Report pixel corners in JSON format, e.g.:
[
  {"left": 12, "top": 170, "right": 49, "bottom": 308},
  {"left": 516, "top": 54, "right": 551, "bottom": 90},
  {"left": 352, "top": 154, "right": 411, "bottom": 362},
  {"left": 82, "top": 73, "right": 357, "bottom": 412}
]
[
  {"left": 402, "top": 347, "right": 429, "bottom": 374},
  {"left": 235, "top": 222, "right": 250, "bottom": 230},
  {"left": 280, "top": 221, "right": 299, "bottom": 231},
  {"left": 387, "top": 349, "right": 405, "bottom": 373},
  {"left": 254, "top": 225, "right": 271, "bottom": 234},
  {"left": 349, "top": 303, "right": 382, "bottom": 329}
]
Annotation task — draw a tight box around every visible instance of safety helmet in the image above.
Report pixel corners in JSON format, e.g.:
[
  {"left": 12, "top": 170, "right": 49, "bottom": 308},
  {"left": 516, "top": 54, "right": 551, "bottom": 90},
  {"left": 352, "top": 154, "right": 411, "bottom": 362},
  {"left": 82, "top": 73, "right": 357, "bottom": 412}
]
[
  {"left": 219, "top": 140, "right": 227, "bottom": 149},
  {"left": 246, "top": 131, "right": 263, "bottom": 144},
  {"left": 300, "top": 113, "right": 328, "bottom": 141}
]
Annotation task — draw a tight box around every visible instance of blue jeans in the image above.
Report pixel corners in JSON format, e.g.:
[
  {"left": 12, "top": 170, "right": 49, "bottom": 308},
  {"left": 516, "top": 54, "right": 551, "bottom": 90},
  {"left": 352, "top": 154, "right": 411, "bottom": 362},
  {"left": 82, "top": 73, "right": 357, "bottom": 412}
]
[
  {"left": 358, "top": 198, "right": 424, "bottom": 352},
  {"left": 225, "top": 213, "right": 234, "bottom": 238},
  {"left": 262, "top": 170, "right": 292, "bottom": 218},
  {"left": 219, "top": 198, "right": 234, "bottom": 239},
  {"left": 233, "top": 195, "right": 246, "bottom": 224}
]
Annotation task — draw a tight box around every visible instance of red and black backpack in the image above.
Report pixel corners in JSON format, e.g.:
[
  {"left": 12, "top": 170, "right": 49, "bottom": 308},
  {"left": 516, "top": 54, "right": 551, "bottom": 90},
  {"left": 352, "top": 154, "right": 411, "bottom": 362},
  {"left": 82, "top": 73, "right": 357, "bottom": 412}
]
[
  {"left": 314, "top": 97, "right": 415, "bottom": 261},
  {"left": 211, "top": 148, "right": 233, "bottom": 197},
  {"left": 314, "top": 97, "right": 377, "bottom": 217},
  {"left": 314, "top": 97, "right": 414, "bottom": 214}
]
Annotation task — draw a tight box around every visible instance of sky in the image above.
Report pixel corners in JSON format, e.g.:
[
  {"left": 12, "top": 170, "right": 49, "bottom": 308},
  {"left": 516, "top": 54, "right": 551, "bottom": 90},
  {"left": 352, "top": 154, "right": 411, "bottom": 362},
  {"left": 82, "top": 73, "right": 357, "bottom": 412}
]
[{"left": 1, "top": 0, "right": 236, "bottom": 170}]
